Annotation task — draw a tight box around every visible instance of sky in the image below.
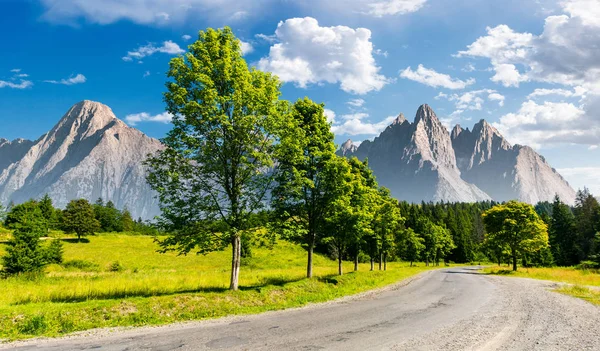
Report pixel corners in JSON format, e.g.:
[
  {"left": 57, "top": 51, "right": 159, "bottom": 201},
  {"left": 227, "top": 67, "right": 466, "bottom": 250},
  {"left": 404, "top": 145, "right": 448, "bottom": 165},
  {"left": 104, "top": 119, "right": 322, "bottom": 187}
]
[{"left": 1, "top": 0, "right": 599, "bottom": 194}]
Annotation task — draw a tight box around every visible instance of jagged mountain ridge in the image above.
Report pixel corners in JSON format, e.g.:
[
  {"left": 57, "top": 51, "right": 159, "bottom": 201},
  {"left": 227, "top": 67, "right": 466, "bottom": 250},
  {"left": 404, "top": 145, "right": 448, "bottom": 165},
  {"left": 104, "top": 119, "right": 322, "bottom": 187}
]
[
  {"left": 0, "top": 101, "right": 162, "bottom": 219},
  {"left": 339, "top": 104, "right": 576, "bottom": 205}
]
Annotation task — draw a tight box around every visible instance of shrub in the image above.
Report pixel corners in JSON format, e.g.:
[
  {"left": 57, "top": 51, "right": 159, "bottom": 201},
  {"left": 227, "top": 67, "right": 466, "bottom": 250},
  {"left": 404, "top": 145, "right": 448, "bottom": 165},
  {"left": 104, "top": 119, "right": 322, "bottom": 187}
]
[
  {"left": 44, "top": 239, "right": 64, "bottom": 264},
  {"left": 108, "top": 261, "right": 123, "bottom": 272}
]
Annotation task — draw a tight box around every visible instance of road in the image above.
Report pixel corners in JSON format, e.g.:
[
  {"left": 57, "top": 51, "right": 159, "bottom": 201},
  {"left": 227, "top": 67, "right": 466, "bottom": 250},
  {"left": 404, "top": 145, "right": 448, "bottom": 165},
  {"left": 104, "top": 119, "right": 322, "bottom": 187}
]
[{"left": 5, "top": 267, "right": 600, "bottom": 350}]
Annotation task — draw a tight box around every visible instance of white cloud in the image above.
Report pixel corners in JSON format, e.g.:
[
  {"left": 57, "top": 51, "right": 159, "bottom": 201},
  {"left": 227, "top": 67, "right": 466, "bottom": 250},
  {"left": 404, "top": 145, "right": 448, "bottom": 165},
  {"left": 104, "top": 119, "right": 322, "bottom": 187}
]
[
  {"left": 182, "top": 34, "right": 192, "bottom": 41},
  {"left": 44, "top": 73, "right": 86, "bottom": 85},
  {"left": 255, "top": 33, "right": 277, "bottom": 43},
  {"left": 462, "top": 63, "right": 476, "bottom": 72},
  {"left": 332, "top": 114, "right": 396, "bottom": 136},
  {"left": 366, "top": 0, "right": 427, "bottom": 17},
  {"left": 0, "top": 80, "right": 33, "bottom": 89},
  {"left": 258, "top": 17, "right": 388, "bottom": 95},
  {"left": 39, "top": 0, "right": 262, "bottom": 25},
  {"left": 10, "top": 68, "right": 21, "bottom": 73},
  {"left": 347, "top": 98, "right": 365, "bottom": 107},
  {"left": 324, "top": 108, "right": 336, "bottom": 124},
  {"left": 125, "top": 112, "right": 173, "bottom": 126},
  {"left": 527, "top": 88, "right": 584, "bottom": 99},
  {"left": 123, "top": 40, "right": 184, "bottom": 62},
  {"left": 14, "top": 73, "right": 29, "bottom": 78},
  {"left": 490, "top": 63, "right": 528, "bottom": 87},
  {"left": 240, "top": 41, "right": 254, "bottom": 55},
  {"left": 488, "top": 92, "right": 505, "bottom": 106},
  {"left": 143, "top": 71, "right": 151, "bottom": 78},
  {"left": 556, "top": 167, "right": 600, "bottom": 195},
  {"left": 493, "top": 100, "right": 595, "bottom": 148},
  {"left": 400, "top": 65, "right": 475, "bottom": 90}
]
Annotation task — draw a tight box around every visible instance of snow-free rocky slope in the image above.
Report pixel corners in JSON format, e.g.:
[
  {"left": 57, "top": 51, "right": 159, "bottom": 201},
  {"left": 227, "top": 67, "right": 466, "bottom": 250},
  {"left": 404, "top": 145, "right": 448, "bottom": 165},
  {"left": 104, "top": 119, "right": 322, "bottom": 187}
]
[
  {"left": 339, "top": 104, "right": 576, "bottom": 204},
  {"left": 0, "top": 101, "right": 162, "bottom": 219}
]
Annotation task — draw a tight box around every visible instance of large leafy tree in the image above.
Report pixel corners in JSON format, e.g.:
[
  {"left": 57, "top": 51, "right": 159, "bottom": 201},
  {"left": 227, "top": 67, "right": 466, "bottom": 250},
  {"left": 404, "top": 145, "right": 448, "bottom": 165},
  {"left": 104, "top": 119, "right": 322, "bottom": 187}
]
[
  {"left": 573, "top": 188, "right": 600, "bottom": 261},
  {"left": 398, "top": 228, "right": 425, "bottom": 267},
  {"left": 2, "top": 204, "right": 46, "bottom": 274},
  {"left": 482, "top": 201, "right": 548, "bottom": 271},
  {"left": 371, "top": 187, "right": 403, "bottom": 271},
  {"left": 146, "top": 27, "right": 283, "bottom": 291},
  {"left": 62, "top": 199, "right": 101, "bottom": 242},
  {"left": 271, "top": 97, "right": 337, "bottom": 278}
]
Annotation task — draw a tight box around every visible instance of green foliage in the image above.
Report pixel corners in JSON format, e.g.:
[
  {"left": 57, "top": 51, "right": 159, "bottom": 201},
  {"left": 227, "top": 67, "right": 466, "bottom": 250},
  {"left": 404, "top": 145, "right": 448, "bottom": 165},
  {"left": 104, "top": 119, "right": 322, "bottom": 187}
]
[
  {"left": 397, "top": 228, "right": 425, "bottom": 266},
  {"left": 573, "top": 188, "right": 600, "bottom": 261},
  {"left": 62, "top": 199, "right": 101, "bottom": 242},
  {"left": 146, "top": 27, "right": 284, "bottom": 290},
  {"left": 39, "top": 194, "right": 58, "bottom": 231},
  {"left": 107, "top": 261, "right": 124, "bottom": 272},
  {"left": 482, "top": 200, "right": 549, "bottom": 271},
  {"left": 4, "top": 200, "right": 43, "bottom": 230},
  {"left": 44, "top": 239, "right": 64, "bottom": 264},
  {"left": 2, "top": 205, "right": 46, "bottom": 275},
  {"left": 62, "top": 259, "right": 100, "bottom": 271},
  {"left": 271, "top": 97, "right": 337, "bottom": 278},
  {"left": 550, "top": 195, "right": 578, "bottom": 266},
  {"left": 93, "top": 199, "right": 123, "bottom": 232}
]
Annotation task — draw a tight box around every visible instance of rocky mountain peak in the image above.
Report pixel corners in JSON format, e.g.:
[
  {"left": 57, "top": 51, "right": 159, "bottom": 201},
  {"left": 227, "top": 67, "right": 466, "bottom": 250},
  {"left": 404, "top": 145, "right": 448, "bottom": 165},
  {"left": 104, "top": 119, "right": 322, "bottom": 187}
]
[
  {"left": 53, "top": 100, "right": 122, "bottom": 139},
  {"left": 451, "top": 124, "right": 465, "bottom": 140},
  {"left": 392, "top": 113, "right": 406, "bottom": 125},
  {"left": 414, "top": 104, "right": 437, "bottom": 124},
  {"left": 340, "top": 139, "right": 358, "bottom": 156}
]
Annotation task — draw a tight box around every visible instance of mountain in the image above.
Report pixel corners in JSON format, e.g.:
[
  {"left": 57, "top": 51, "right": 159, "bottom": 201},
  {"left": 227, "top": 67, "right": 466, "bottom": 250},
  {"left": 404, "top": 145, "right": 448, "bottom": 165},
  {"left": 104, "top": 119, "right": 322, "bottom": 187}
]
[
  {"left": 451, "top": 119, "right": 576, "bottom": 204},
  {"left": 339, "top": 104, "right": 576, "bottom": 205},
  {"left": 0, "top": 101, "right": 162, "bottom": 219},
  {"left": 339, "top": 104, "right": 491, "bottom": 203}
]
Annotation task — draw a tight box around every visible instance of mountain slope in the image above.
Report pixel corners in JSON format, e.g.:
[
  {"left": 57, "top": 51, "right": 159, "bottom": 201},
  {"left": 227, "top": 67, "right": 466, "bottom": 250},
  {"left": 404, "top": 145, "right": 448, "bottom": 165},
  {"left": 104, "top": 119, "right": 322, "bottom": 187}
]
[
  {"left": 452, "top": 120, "right": 576, "bottom": 204},
  {"left": 339, "top": 104, "right": 575, "bottom": 204},
  {"left": 339, "top": 104, "right": 491, "bottom": 203},
  {"left": 0, "top": 101, "right": 162, "bottom": 219}
]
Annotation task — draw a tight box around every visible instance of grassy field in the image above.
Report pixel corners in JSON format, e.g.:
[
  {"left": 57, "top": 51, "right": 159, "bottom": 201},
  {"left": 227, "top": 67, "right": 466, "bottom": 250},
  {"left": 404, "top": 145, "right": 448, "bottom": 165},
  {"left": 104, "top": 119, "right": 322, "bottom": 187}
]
[
  {"left": 0, "top": 234, "right": 441, "bottom": 341},
  {"left": 482, "top": 266, "right": 600, "bottom": 286}
]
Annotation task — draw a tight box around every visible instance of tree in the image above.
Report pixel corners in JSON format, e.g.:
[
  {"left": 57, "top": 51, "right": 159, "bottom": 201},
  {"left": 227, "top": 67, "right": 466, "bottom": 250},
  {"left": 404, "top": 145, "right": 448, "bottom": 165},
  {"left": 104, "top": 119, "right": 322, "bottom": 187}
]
[
  {"left": 482, "top": 201, "right": 549, "bottom": 271},
  {"left": 0, "top": 203, "right": 6, "bottom": 224},
  {"left": 372, "top": 187, "right": 403, "bottom": 270},
  {"left": 2, "top": 204, "right": 46, "bottom": 274},
  {"left": 146, "top": 27, "right": 283, "bottom": 291},
  {"left": 4, "top": 200, "right": 42, "bottom": 230},
  {"left": 574, "top": 188, "right": 600, "bottom": 261},
  {"left": 550, "top": 195, "right": 578, "bottom": 266},
  {"left": 120, "top": 208, "right": 134, "bottom": 232},
  {"left": 271, "top": 98, "right": 337, "bottom": 278},
  {"left": 39, "top": 194, "right": 57, "bottom": 232},
  {"left": 62, "top": 199, "right": 101, "bottom": 242},
  {"left": 414, "top": 218, "right": 453, "bottom": 266},
  {"left": 398, "top": 228, "right": 425, "bottom": 266},
  {"left": 44, "top": 239, "right": 64, "bottom": 264}
]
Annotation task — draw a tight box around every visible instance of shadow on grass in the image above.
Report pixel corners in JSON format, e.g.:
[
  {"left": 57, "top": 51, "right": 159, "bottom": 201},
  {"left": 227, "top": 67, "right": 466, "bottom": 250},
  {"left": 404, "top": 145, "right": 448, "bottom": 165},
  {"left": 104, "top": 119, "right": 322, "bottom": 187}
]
[
  {"left": 14, "top": 274, "right": 340, "bottom": 305},
  {"left": 59, "top": 238, "right": 90, "bottom": 244}
]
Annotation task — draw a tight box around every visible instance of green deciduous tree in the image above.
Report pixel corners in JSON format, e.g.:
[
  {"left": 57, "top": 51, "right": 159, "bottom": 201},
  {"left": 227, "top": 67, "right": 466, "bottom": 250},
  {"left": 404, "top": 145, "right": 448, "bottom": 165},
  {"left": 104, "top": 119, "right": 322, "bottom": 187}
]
[
  {"left": 2, "top": 205, "right": 46, "bottom": 275},
  {"left": 372, "top": 187, "right": 403, "bottom": 270},
  {"left": 146, "top": 27, "right": 283, "bottom": 291},
  {"left": 482, "top": 201, "right": 549, "bottom": 271},
  {"left": 574, "top": 188, "right": 600, "bottom": 261},
  {"left": 271, "top": 98, "right": 337, "bottom": 278},
  {"left": 62, "top": 199, "right": 101, "bottom": 242},
  {"left": 550, "top": 195, "right": 578, "bottom": 266},
  {"left": 398, "top": 228, "right": 424, "bottom": 266}
]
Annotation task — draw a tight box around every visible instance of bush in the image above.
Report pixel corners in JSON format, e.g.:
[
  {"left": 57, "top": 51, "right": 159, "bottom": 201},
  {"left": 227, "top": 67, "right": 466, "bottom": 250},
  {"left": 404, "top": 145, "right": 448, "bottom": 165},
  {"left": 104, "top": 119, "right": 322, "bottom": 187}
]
[
  {"left": 107, "top": 261, "right": 123, "bottom": 272},
  {"left": 62, "top": 259, "right": 100, "bottom": 271},
  {"left": 577, "top": 261, "right": 600, "bottom": 270},
  {"left": 44, "top": 240, "right": 63, "bottom": 264}
]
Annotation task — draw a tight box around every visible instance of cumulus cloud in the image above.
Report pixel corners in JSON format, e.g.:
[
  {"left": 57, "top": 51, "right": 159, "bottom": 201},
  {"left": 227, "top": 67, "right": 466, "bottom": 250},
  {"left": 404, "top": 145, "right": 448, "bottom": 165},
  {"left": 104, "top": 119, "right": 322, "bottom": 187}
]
[
  {"left": 488, "top": 92, "right": 505, "bottom": 106},
  {"left": 400, "top": 65, "right": 475, "bottom": 90},
  {"left": 366, "top": 0, "right": 427, "bottom": 17},
  {"left": 436, "top": 89, "right": 505, "bottom": 113},
  {"left": 182, "top": 34, "right": 192, "bottom": 41},
  {"left": 44, "top": 73, "right": 86, "bottom": 85},
  {"left": 240, "top": 41, "right": 254, "bottom": 55},
  {"left": 527, "top": 87, "right": 585, "bottom": 99},
  {"left": 329, "top": 110, "right": 396, "bottom": 136},
  {"left": 324, "top": 108, "right": 336, "bottom": 124},
  {"left": 125, "top": 112, "right": 173, "bottom": 126},
  {"left": 258, "top": 17, "right": 388, "bottom": 95},
  {"left": 123, "top": 40, "right": 184, "bottom": 62}
]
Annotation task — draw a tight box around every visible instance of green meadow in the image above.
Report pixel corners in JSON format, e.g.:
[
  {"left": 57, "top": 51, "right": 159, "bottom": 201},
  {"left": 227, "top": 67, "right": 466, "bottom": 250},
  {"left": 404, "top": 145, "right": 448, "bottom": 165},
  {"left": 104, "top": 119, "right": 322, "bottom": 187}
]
[{"left": 0, "top": 234, "right": 439, "bottom": 341}]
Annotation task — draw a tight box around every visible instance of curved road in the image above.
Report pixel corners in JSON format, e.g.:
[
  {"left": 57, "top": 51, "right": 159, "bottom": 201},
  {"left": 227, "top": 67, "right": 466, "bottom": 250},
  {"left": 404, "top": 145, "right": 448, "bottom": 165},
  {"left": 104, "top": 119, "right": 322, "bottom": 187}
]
[{"left": 5, "top": 267, "right": 600, "bottom": 350}]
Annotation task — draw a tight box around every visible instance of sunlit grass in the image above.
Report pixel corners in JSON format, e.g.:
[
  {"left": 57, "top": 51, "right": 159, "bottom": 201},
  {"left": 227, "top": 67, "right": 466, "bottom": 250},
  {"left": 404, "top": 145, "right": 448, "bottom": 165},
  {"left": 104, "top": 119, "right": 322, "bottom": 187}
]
[
  {"left": 0, "top": 234, "right": 440, "bottom": 341},
  {"left": 556, "top": 285, "right": 600, "bottom": 305},
  {"left": 482, "top": 266, "right": 600, "bottom": 286}
]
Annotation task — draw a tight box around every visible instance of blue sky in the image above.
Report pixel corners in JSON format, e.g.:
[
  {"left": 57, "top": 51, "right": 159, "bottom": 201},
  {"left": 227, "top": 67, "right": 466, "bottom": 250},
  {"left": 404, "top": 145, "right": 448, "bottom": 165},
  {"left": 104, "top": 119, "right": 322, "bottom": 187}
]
[{"left": 1, "top": 0, "right": 599, "bottom": 194}]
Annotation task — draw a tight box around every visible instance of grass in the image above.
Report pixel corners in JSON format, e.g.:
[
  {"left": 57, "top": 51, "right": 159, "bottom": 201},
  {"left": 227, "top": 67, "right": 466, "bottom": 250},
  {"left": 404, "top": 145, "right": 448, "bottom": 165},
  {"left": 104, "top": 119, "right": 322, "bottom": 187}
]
[
  {"left": 0, "top": 234, "right": 442, "bottom": 341},
  {"left": 482, "top": 265, "right": 600, "bottom": 286},
  {"left": 555, "top": 285, "right": 600, "bottom": 305}
]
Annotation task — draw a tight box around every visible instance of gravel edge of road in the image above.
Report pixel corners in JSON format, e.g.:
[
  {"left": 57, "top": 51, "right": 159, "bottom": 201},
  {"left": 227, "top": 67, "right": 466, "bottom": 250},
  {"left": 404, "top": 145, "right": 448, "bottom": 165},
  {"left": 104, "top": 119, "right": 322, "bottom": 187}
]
[{"left": 0, "top": 267, "right": 443, "bottom": 348}]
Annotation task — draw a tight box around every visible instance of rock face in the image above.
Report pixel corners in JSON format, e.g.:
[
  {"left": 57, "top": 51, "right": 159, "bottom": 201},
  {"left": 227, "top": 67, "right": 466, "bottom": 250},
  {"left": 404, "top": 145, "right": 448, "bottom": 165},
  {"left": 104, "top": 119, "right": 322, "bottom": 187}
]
[
  {"left": 0, "top": 101, "right": 162, "bottom": 219},
  {"left": 339, "top": 104, "right": 576, "bottom": 204},
  {"left": 452, "top": 119, "right": 576, "bottom": 204},
  {"left": 339, "top": 104, "right": 491, "bottom": 203}
]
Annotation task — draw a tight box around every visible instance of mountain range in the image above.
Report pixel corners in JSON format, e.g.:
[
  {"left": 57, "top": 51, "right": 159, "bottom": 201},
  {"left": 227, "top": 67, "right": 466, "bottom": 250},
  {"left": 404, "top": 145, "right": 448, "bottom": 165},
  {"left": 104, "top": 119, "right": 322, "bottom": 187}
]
[
  {"left": 338, "top": 104, "right": 576, "bottom": 205},
  {"left": 0, "top": 101, "right": 576, "bottom": 218},
  {"left": 0, "top": 101, "right": 162, "bottom": 219}
]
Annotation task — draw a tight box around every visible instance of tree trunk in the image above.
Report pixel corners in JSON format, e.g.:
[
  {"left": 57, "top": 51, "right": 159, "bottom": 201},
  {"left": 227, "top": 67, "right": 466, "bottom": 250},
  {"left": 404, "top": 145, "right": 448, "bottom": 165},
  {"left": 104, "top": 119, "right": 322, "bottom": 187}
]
[
  {"left": 354, "top": 254, "right": 359, "bottom": 272},
  {"left": 77, "top": 233, "right": 81, "bottom": 243},
  {"left": 379, "top": 253, "right": 382, "bottom": 270},
  {"left": 338, "top": 255, "right": 343, "bottom": 276},
  {"left": 383, "top": 253, "right": 387, "bottom": 271},
  {"left": 410, "top": 261, "right": 413, "bottom": 267},
  {"left": 307, "top": 239, "right": 314, "bottom": 278},
  {"left": 512, "top": 249, "right": 517, "bottom": 271},
  {"left": 230, "top": 235, "right": 241, "bottom": 291},
  {"left": 370, "top": 258, "right": 374, "bottom": 271}
]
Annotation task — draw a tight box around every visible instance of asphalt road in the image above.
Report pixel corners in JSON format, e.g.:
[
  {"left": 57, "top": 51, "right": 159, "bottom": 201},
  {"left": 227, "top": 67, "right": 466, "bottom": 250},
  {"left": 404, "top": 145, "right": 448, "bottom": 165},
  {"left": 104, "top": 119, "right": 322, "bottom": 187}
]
[{"left": 5, "top": 267, "right": 600, "bottom": 350}]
